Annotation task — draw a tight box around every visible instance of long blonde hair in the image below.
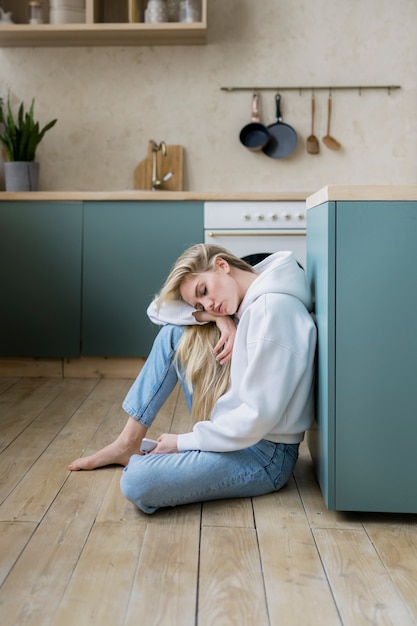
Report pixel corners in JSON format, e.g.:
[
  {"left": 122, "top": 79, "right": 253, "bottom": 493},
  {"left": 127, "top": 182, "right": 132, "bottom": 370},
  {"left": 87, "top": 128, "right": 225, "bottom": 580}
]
[{"left": 156, "top": 244, "right": 255, "bottom": 422}]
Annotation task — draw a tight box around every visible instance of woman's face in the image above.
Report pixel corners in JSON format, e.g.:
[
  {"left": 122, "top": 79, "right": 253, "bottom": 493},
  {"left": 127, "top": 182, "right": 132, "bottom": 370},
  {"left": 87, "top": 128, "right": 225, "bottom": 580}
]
[{"left": 179, "top": 258, "right": 241, "bottom": 316}]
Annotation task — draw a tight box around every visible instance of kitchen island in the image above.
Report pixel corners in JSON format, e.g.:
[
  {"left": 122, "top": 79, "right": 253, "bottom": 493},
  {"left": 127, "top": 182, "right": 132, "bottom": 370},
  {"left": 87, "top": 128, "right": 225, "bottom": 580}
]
[{"left": 306, "top": 185, "right": 417, "bottom": 513}]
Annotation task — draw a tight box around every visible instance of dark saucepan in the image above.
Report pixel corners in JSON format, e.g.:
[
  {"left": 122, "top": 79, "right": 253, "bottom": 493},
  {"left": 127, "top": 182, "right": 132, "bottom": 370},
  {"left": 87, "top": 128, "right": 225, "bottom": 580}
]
[
  {"left": 239, "top": 92, "right": 270, "bottom": 152},
  {"left": 262, "top": 93, "right": 297, "bottom": 159}
]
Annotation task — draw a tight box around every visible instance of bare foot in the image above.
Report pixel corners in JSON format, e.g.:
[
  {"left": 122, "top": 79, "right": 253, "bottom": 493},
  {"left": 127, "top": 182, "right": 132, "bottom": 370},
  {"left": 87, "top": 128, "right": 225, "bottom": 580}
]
[
  {"left": 68, "top": 417, "right": 148, "bottom": 471},
  {"left": 68, "top": 440, "right": 135, "bottom": 471}
]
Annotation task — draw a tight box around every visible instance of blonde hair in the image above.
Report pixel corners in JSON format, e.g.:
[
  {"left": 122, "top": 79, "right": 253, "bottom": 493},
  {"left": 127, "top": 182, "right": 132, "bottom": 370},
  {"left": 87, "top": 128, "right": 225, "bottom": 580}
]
[{"left": 156, "top": 244, "right": 255, "bottom": 422}]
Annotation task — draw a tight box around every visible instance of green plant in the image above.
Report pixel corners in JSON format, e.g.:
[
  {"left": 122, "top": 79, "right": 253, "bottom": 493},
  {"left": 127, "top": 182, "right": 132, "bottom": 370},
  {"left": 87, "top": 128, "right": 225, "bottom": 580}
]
[{"left": 0, "top": 96, "right": 57, "bottom": 162}]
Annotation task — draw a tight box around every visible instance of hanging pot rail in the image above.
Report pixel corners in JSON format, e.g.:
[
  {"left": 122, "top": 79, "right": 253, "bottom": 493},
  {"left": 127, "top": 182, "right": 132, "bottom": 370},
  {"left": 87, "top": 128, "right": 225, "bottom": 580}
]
[{"left": 221, "top": 85, "right": 401, "bottom": 95}]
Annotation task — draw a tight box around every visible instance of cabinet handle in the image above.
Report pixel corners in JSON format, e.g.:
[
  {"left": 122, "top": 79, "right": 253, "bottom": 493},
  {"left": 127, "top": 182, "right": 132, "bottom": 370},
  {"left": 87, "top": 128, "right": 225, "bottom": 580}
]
[{"left": 207, "top": 231, "right": 306, "bottom": 237}]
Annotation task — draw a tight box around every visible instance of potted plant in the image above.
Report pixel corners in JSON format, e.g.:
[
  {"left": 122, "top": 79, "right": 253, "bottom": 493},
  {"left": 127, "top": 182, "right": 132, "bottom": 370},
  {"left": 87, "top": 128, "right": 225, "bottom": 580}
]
[{"left": 0, "top": 95, "right": 57, "bottom": 191}]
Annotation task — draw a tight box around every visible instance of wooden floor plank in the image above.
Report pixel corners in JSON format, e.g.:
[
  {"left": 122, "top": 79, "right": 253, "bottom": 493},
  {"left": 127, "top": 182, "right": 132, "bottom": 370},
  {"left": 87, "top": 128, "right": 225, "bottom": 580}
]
[
  {"left": 2, "top": 377, "right": 417, "bottom": 626},
  {"left": 202, "top": 498, "right": 255, "bottom": 529},
  {"left": 362, "top": 515, "right": 417, "bottom": 623},
  {"left": 124, "top": 505, "right": 201, "bottom": 626},
  {"left": 0, "top": 521, "right": 37, "bottom": 586},
  {"left": 0, "top": 469, "right": 116, "bottom": 626},
  {"left": 0, "top": 377, "right": 20, "bottom": 394},
  {"left": 52, "top": 521, "right": 146, "bottom": 626},
  {"left": 0, "top": 378, "right": 98, "bottom": 503},
  {"left": 77, "top": 379, "right": 135, "bottom": 456},
  {"left": 0, "top": 378, "right": 60, "bottom": 452},
  {"left": 0, "top": 378, "right": 128, "bottom": 522},
  {"left": 314, "top": 527, "right": 416, "bottom": 626},
  {"left": 198, "top": 525, "right": 269, "bottom": 626},
  {"left": 0, "top": 456, "right": 78, "bottom": 523},
  {"left": 254, "top": 478, "right": 341, "bottom": 626}
]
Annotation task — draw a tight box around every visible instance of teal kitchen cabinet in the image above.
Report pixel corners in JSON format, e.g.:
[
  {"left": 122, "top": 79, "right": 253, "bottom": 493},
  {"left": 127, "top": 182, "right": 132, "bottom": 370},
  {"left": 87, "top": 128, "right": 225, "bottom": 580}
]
[
  {"left": 82, "top": 201, "right": 203, "bottom": 356},
  {"left": 0, "top": 201, "right": 83, "bottom": 357},
  {"left": 307, "top": 199, "right": 417, "bottom": 512}
]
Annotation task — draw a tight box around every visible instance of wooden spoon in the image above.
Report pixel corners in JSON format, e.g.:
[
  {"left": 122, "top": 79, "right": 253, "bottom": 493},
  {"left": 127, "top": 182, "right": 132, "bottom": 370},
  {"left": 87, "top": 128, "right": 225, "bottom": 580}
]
[
  {"left": 306, "top": 94, "right": 319, "bottom": 154},
  {"left": 323, "top": 95, "right": 341, "bottom": 150}
]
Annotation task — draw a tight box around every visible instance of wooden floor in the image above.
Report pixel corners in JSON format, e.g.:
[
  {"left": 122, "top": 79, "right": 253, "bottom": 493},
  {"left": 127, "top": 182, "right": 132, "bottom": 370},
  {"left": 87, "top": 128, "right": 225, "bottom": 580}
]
[{"left": 1, "top": 374, "right": 417, "bottom": 626}]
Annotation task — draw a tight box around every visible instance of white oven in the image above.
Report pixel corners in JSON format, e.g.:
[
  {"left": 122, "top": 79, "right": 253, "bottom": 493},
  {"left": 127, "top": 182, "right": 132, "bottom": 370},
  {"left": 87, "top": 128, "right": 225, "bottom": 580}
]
[{"left": 204, "top": 201, "right": 307, "bottom": 268}]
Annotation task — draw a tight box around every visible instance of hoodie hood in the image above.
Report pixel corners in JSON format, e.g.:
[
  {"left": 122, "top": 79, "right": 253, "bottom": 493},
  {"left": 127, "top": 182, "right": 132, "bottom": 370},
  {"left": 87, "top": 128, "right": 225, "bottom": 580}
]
[{"left": 236, "top": 251, "right": 312, "bottom": 320}]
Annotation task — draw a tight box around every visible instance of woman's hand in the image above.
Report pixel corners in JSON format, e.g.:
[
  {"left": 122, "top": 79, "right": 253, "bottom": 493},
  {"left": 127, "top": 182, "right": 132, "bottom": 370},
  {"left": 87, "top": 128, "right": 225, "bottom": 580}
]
[
  {"left": 193, "top": 311, "right": 237, "bottom": 364},
  {"left": 152, "top": 433, "right": 179, "bottom": 454},
  {"left": 213, "top": 315, "right": 236, "bottom": 364}
]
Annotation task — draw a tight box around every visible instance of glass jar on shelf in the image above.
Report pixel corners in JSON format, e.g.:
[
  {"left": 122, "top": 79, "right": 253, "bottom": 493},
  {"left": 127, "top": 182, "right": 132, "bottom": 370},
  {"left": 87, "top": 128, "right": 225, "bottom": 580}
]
[
  {"left": 179, "top": 0, "right": 201, "bottom": 23},
  {"left": 29, "top": 1, "right": 43, "bottom": 24},
  {"left": 145, "top": 0, "right": 168, "bottom": 23}
]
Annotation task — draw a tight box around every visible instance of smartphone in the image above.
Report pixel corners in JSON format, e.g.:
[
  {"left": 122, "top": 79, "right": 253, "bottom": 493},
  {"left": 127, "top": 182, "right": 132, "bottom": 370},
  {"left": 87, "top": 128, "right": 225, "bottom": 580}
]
[{"left": 140, "top": 437, "right": 158, "bottom": 454}]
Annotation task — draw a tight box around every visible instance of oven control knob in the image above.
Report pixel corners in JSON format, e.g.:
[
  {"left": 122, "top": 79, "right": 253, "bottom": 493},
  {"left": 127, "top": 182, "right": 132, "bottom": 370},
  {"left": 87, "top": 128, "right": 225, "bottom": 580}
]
[
  {"left": 242, "top": 213, "right": 251, "bottom": 221},
  {"left": 296, "top": 213, "right": 305, "bottom": 220},
  {"left": 281, "top": 213, "right": 291, "bottom": 220},
  {"left": 268, "top": 213, "right": 278, "bottom": 221},
  {"left": 255, "top": 213, "right": 265, "bottom": 221}
]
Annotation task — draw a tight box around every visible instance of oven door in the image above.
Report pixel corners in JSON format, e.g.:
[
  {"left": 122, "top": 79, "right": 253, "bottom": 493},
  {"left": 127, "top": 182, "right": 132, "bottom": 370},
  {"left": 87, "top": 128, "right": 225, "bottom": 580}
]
[{"left": 204, "top": 229, "right": 307, "bottom": 269}]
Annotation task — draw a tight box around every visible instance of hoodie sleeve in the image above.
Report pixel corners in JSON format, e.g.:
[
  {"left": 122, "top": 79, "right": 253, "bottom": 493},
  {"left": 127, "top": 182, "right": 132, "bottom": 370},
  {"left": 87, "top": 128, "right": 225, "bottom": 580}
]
[
  {"left": 177, "top": 294, "right": 316, "bottom": 452},
  {"left": 147, "top": 298, "right": 206, "bottom": 326}
]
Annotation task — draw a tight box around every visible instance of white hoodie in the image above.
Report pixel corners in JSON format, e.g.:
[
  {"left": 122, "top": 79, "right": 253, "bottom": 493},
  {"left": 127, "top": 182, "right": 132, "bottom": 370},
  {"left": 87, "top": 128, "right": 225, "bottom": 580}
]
[{"left": 147, "top": 251, "right": 316, "bottom": 452}]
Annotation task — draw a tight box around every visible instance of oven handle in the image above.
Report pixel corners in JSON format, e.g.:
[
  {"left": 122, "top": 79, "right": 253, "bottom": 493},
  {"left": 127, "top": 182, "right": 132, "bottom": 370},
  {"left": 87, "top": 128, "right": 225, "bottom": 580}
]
[{"left": 206, "top": 231, "right": 306, "bottom": 237}]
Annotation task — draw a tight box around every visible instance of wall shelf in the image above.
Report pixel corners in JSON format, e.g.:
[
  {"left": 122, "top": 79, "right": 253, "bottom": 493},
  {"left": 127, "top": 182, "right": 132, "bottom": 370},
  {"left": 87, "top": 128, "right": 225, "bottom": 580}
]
[
  {"left": 0, "top": 0, "right": 207, "bottom": 47},
  {"left": 221, "top": 85, "right": 401, "bottom": 95}
]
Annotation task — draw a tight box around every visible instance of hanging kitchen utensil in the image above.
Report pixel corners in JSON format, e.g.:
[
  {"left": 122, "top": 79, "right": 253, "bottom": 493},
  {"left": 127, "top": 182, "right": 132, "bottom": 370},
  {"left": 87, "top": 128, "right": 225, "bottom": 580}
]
[
  {"left": 262, "top": 93, "right": 297, "bottom": 159},
  {"left": 239, "top": 92, "right": 270, "bottom": 152},
  {"left": 322, "top": 94, "right": 341, "bottom": 150},
  {"left": 306, "top": 93, "right": 320, "bottom": 154}
]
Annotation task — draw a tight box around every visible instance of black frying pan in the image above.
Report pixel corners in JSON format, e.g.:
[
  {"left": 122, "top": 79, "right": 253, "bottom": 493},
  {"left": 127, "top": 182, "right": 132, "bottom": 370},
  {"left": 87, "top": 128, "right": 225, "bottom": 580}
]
[
  {"left": 262, "top": 93, "right": 297, "bottom": 158},
  {"left": 239, "top": 92, "right": 270, "bottom": 152}
]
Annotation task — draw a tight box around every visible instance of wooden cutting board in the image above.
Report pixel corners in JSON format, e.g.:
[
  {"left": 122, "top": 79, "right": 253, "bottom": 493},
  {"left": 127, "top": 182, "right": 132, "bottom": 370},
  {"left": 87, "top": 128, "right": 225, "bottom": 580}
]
[{"left": 134, "top": 141, "right": 184, "bottom": 191}]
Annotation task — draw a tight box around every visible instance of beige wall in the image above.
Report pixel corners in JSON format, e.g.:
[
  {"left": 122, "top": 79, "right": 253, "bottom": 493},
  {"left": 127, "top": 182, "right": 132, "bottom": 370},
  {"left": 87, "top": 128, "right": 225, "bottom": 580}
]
[{"left": 0, "top": 0, "right": 416, "bottom": 192}]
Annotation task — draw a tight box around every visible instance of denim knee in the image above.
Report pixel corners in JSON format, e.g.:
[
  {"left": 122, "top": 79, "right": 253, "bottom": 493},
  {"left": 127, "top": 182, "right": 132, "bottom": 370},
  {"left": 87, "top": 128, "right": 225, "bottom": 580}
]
[
  {"left": 155, "top": 323, "right": 184, "bottom": 351},
  {"left": 120, "top": 455, "right": 156, "bottom": 515}
]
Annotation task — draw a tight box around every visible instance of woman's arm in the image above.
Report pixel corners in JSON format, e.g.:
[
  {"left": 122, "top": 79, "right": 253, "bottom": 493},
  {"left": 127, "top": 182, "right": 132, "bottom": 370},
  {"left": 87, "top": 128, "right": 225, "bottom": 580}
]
[
  {"left": 193, "top": 312, "right": 237, "bottom": 364},
  {"left": 147, "top": 299, "right": 203, "bottom": 326}
]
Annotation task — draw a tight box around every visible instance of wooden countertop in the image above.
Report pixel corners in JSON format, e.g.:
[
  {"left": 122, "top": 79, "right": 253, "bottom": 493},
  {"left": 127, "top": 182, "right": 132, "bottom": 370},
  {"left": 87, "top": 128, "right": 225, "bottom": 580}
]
[
  {"left": 4, "top": 187, "right": 416, "bottom": 206},
  {"left": 307, "top": 185, "right": 417, "bottom": 209},
  {"left": 0, "top": 191, "right": 310, "bottom": 202}
]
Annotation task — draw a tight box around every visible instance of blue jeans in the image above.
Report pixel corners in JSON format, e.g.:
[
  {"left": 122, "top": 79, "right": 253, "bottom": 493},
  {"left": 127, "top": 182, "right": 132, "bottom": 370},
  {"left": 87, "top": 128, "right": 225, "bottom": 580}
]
[{"left": 120, "top": 324, "right": 299, "bottom": 514}]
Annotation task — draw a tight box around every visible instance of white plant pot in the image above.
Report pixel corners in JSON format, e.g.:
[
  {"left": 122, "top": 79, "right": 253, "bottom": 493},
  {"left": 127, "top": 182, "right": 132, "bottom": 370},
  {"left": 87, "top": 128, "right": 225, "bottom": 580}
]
[{"left": 4, "top": 162, "right": 40, "bottom": 191}]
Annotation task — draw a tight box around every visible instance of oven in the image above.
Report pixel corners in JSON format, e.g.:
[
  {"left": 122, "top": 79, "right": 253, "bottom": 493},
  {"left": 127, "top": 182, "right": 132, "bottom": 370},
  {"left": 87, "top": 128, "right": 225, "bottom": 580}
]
[{"left": 204, "top": 201, "right": 307, "bottom": 268}]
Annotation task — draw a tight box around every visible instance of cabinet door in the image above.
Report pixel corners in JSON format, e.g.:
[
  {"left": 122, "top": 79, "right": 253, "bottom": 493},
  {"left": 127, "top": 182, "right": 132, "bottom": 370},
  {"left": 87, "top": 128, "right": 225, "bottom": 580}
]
[
  {"left": 335, "top": 201, "right": 417, "bottom": 512},
  {"left": 308, "top": 199, "right": 417, "bottom": 513},
  {"left": 0, "top": 201, "right": 83, "bottom": 357},
  {"left": 82, "top": 201, "right": 203, "bottom": 356}
]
